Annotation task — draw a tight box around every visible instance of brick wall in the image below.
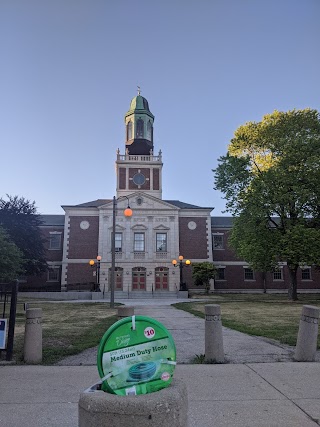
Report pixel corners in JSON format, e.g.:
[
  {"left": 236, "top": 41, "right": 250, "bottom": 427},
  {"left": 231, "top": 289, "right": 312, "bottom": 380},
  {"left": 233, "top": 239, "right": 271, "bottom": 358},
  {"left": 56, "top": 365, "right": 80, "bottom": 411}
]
[
  {"left": 212, "top": 229, "right": 242, "bottom": 262},
  {"left": 179, "top": 217, "right": 208, "bottom": 259},
  {"left": 67, "top": 263, "right": 96, "bottom": 285},
  {"left": 41, "top": 227, "right": 64, "bottom": 262},
  {"left": 68, "top": 216, "right": 99, "bottom": 259},
  {"left": 214, "top": 265, "right": 320, "bottom": 291},
  {"left": 153, "top": 168, "right": 159, "bottom": 190},
  {"left": 128, "top": 168, "right": 150, "bottom": 190},
  {"left": 119, "top": 168, "right": 126, "bottom": 189}
]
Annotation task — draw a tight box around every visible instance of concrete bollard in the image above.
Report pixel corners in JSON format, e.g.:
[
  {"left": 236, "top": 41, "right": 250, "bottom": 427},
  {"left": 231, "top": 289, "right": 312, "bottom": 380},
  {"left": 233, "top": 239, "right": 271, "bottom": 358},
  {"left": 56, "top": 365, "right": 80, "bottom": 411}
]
[
  {"left": 78, "top": 379, "right": 188, "bottom": 427},
  {"left": 294, "top": 305, "right": 320, "bottom": 362},
  {"left": 24, "top": 308, "right": 42, "bottom": 364},
  {"left": 117, "top": 306, "right": 134, "bottom": 319},
  {"left": 205, "top": 304, "right": 224, "bottom": 363}
]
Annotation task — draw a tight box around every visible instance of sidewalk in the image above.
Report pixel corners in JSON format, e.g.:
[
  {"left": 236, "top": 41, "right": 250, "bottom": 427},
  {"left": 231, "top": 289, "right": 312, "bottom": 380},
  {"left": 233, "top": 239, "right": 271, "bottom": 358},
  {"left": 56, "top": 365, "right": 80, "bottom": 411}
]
[
  {"left": 0, "top": 363, "right": 320, "bottom": 426},
  {"left": 1, "top": 298, "right": 320, "bottom": 426}
]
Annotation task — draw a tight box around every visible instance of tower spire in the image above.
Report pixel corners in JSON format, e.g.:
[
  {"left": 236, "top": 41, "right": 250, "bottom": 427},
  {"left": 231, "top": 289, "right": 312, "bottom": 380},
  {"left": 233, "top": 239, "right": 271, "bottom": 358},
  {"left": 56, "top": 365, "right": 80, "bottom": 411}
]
[{"left": 137, "top": 85, "right": 141, "bottom": 96}]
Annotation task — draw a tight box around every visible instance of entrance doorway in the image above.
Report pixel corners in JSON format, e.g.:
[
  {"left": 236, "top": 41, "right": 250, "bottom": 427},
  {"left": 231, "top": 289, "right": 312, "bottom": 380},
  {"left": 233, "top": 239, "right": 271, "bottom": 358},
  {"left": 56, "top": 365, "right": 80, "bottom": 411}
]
[
  {"left": 155, "top": 267, "right": 169, "bottom": 290},
  {"left": 132, "top": 267, "right": 146, "bottom": 290}
]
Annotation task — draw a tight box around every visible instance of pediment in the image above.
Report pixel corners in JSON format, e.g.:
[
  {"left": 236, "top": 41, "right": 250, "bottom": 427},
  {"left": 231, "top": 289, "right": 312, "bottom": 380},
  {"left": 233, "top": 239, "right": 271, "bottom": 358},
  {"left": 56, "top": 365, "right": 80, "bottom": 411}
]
[
  {"left": 98, "top": 192, "right": 179, "bottom": 212},
  {"left": 107, "top": 224, "right": 126, "bottom": 231},
  {"left": 153, "top": 224, "right": 170, "bottom": 231},
  {"left": 131, "top": 224, "right": 148, "bottom": 230}
]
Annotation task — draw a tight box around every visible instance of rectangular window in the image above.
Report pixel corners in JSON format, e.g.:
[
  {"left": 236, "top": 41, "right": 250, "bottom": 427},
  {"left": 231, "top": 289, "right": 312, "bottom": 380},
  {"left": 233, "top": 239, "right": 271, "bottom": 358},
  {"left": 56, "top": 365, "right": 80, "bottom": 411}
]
[
  {"left": 48, "top": 267, "right": 60, "bottom": 282},
  {"left": 217, "top": 268, "right": 225, "bottom": 280},
  {"left": 273, "top": 269, "right": 283, "bottom": 280},
  {"left": 156, "top": 233, "right": 167, "bottom": 252},
  {"left": 134, "top": 233, "right": 145, "bottom": 252},
  {"left": 301, "top": 268, "right": 311, "bottom": 280},
  {"left": 244, "top": 268, "right": 254, "bottom": 280},
  {"left": 49, "top": 232, "right": 62, "bottom": 250},
  {"left": 213, "top": 234, "right": 224, "bottom": 249},
  {"left": 115, "top": 232, "right": 122, "bottom": 252}
]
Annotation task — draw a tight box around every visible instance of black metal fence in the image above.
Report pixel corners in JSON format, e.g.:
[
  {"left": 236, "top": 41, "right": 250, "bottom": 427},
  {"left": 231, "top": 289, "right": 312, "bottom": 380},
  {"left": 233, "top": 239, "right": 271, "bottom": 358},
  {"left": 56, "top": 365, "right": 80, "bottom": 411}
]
[
  {"left": 17, "top": 282, "right": 97, "bottom": 292},
  {"left": 0, "top": 281, "right": 18, "bottom": 361},
  {"left": 18, "top": 282, "right": 61, "bottom": 292}
]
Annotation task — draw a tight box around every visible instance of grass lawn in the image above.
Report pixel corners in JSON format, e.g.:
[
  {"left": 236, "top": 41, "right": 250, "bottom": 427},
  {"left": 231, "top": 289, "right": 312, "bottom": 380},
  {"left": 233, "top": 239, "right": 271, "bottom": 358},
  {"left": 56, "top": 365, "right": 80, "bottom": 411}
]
[
  {"left": 173, "top": 293, "right": 320, "bottom": 348},
  {"left": 1, "top": 300, "right": 119, "bottom": 365}
]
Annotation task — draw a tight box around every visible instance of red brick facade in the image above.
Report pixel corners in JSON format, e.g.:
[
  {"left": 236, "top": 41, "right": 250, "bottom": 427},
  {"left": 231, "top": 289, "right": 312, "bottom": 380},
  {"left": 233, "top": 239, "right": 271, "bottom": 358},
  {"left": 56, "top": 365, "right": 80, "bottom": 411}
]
[
  {"left": 179, "top": 217, "right": 209, "bottom": 259},
  {"left": 153, "top": 168, "right": 159, "bottom": 190},
  {"left": 67, "top": 263, "right": 96, "bottom": 285},
  {"left": 68, "top": 216, "right": 99, "bottom": 259},
  {"left": 128, "top": 168, "right": 150, "bottom": 190},
  {"left": 119, "top": 168, "right": 126, "bottom": 189}
]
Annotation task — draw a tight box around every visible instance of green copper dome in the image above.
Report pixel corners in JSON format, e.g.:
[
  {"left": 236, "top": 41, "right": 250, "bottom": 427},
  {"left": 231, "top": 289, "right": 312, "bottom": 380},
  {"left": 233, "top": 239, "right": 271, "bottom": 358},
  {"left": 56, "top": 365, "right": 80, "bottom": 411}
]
[{"left": 125, "top": 95, "right": 154, "bottom": 120}]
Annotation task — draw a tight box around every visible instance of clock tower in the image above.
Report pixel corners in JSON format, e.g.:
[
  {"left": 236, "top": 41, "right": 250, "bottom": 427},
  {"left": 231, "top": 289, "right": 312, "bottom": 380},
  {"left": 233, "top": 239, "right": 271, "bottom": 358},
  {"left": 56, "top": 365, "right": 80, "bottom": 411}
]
[{"left": 116, "top": 92, "right": 163, "bottom": 199}]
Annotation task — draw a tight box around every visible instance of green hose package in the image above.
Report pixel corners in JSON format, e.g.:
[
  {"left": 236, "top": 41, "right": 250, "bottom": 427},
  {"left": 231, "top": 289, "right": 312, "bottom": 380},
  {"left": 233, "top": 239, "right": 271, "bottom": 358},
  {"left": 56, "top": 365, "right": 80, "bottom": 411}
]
[{"left": 97, "top": 315, "right": 176, "bottom": 395}]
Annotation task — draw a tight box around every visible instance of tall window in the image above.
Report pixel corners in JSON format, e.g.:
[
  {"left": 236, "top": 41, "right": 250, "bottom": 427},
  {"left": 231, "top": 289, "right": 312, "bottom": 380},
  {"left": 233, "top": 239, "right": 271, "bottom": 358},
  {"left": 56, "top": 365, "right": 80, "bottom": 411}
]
[
  {"left": 244, "top": 268, "right": 254, "bottom": 280},
  {"left": 147, "top": 120, "right": 152, "bottom": 140},
  {"left": 48, "top": 267, "right": 60, "bottom": 282},
  {"left": 213, "top": 234, "right": 224, "bottom": 249},
  {"left": 134, "top": 233, "right": 145, "bottom": 252},
  {"left": 127, "top": 121, "right": 133, "bottom": 140},
  {"left": 156, "top": 233, "right": 167, "bottom": 252},
  {"left": 115, "top": 232, "right": 122, "bottom": 252},
  {"left": 273, "top": 269, "right": 283, "bottom": 280},
  {"left": 49, "top": 232, "right": 62, "bottom": 250},
  {"left": 136, "top": 119, "right": 144, "bottom": 138},
  {"left": 217, "top": 268, "right": 225, "bottom": 280},
  {"left": 301, "top": 267, "right": 311, "bottom": 280}
]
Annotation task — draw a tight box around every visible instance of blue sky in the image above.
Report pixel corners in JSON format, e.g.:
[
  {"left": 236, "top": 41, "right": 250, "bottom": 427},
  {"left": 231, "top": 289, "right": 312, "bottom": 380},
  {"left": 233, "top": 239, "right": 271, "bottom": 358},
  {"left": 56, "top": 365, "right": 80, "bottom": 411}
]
[{"left": 1, "top": 0, "right": 319, "bottom": 216}]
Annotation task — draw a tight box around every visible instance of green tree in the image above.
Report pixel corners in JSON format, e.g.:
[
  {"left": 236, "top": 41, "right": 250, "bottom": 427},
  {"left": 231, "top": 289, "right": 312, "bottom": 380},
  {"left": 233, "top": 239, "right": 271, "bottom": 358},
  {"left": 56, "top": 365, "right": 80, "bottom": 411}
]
[
  {"left": 192, "top": 262, "right": 217, "bottom": 294},
  {"left": 214, "top": 109, "right": 320, "bottom": 300},
  {"left": 0, "top": 227, "right": 25, "bottom": 281},
  {"left": 0, "top": 195, "right": 47, "bottom": 276}
]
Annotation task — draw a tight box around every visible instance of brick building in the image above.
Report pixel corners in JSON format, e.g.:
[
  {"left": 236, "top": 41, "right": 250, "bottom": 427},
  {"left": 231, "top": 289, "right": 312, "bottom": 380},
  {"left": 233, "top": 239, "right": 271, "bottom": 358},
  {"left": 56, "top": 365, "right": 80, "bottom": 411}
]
[{"left": 25, "top": 93, "right": 320, "bottom": 294}]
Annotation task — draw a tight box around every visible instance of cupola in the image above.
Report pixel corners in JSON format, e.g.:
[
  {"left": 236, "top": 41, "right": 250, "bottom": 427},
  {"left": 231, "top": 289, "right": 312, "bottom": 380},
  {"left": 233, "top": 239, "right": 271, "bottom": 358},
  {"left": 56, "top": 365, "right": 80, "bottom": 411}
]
[{"left": 124, "top": 89, "right": 155, "bottom": 155}]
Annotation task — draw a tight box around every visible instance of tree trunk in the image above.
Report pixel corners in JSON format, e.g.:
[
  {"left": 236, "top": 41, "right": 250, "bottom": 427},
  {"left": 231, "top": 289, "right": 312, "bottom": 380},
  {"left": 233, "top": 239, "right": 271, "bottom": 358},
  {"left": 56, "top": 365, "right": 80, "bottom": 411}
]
[
  {"left": 288, "top": 265, "right": 298, "bottom": 301},
  {"left": 205, "top": 282, "right": 210, "bottom": 294},
  {"left": 262, "top": 271, "right": 266, "bottom": 294}
]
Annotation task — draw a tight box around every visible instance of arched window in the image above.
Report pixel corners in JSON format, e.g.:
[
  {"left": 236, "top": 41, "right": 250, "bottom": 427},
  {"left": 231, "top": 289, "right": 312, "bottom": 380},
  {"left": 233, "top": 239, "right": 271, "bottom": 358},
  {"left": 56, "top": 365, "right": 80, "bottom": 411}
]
[
  {"left": 127, "top": 121, "right": 133, "bottom": 140},
  {"left": 147, "top": 120, "right": 152, "bottom": 140},
  {"left": 136, "top": 119, "right": 144, "bottom": 138}
]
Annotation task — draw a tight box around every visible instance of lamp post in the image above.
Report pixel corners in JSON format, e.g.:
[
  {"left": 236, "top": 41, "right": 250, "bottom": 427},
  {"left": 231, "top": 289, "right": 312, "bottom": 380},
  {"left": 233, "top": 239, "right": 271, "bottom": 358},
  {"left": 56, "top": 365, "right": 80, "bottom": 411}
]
[
  {"left": 89, "top": 255, "right": 102, "bottom": 292},
  {"left": 172, "top": 255, "right": 191, "bottom": 291},
  {"left": 110, "top": 196, "right": 133, "bottom": 308}
]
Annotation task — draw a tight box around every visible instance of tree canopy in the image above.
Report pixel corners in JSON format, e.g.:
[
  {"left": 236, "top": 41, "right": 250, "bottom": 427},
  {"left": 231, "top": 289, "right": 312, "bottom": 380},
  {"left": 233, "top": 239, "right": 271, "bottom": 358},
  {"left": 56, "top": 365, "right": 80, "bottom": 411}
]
[
  {"left": 214, "top": 109, "right": 320, "bottom": 300},
  {"left": 0, "top": 227, "right": 25, "bottom": 282},
  {"left": 0, "top": 195, "right": 47, "bottom": 276},
  {"left": 192, "top": 262, "right": 217, "bottom": 294}
]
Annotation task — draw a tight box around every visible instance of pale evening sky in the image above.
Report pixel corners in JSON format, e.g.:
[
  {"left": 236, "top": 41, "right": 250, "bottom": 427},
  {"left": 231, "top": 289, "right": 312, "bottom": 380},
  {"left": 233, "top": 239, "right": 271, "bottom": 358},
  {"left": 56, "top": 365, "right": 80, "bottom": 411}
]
[{"left": 1, "top": 0, "right": 319, "bottom": 216}]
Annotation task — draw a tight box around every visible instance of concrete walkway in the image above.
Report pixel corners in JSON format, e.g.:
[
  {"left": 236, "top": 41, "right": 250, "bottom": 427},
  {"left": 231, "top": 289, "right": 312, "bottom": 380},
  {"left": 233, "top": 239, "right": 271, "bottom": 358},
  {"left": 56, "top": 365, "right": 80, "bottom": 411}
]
[
  {"left": 1, "top": 298, "right": 320, "bottom": 426},
  {"left": 57, "top": 298, "right": 308, "bottom": 366},
  {"left": 1, "top": 363, "right": 320, "bottom": 426}
]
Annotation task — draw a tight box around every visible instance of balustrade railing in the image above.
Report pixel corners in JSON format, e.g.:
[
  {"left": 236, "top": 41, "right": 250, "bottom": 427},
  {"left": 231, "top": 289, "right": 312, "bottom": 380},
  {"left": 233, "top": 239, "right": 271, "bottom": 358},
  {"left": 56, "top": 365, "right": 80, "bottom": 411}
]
[{"left": 117, "top": 154, "right": 162, "bottom": 162}]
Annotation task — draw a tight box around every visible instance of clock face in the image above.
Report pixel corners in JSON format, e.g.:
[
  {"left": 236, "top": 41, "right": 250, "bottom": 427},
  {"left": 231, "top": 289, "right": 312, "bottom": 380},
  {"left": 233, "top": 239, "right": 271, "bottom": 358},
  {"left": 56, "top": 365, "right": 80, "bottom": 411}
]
[
  {"left": 80, "top": 220, "right": 90, "bottom": 230},
  {"left": 133, "top": 172, "right": 146, "bottom": 186},
  {"left": 188, "top": 221, "right": 197, "bottom": 230}
]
